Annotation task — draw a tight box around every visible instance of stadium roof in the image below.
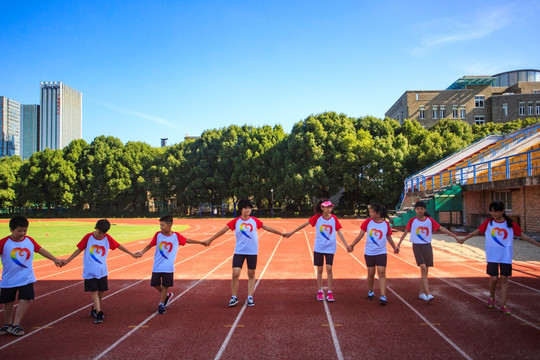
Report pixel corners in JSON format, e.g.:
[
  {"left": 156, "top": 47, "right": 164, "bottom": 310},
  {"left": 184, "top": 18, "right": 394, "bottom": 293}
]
[{"left": 446, "top": 76, "right": 496, "bottom": 90}]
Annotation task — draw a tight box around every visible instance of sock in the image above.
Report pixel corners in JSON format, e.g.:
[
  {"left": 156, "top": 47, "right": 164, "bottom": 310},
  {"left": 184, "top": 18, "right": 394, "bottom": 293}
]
[
  {"left": 247, "top": 296, "right": 253, "bottom": 300},
  {"left": 159, "top": 302, "right": 164, "bottom": 306},
  {"left": 231, "top": 295, "right": 237, "bottom": 300},
  {"left": 327, "top": 290, "right": 332, "bottom": 294}
]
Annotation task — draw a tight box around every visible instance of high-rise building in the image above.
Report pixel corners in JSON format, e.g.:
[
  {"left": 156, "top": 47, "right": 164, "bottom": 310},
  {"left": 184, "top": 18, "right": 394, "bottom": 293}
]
[
  {"left": 20, "top": 104, "right": 40, "bottom": 160},
  {"left": 0, "top": 96, "right": 21, "bottom": 157},
  {"left": 40, "top": 81, "right": 82, "bottom": 150}
]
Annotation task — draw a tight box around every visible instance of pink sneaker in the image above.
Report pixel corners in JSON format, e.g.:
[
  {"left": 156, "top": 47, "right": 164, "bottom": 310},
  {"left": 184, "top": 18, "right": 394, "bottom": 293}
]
[
  {"left": 500, "top": 305, "right": 511, "bottom": 315},
  {"left": 487, "top": 298, "right": 494, "bottom": 309},
  {"left": 326, "top": 292, "right": 335, "bottom": 302},
  {"left": 317, "top": 290, "right": 324, "bottom": 301}
]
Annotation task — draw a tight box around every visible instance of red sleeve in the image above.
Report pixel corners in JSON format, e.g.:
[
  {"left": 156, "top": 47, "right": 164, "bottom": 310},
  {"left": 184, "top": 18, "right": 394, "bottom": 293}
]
[
  {"left": 429, "top": 217, "right": 441, "bottom": 232},
  {"left": 308, "top": 215, "right": 320, "bottom": 227},
  {"left": 405, "top": 217, "right": 416, "bottom": 231},
  {"left": 386, "top": 221, "right": 393, "bottom": 235},
  {"left": 26, "top": 236, "right": 42, "bottom": 253},
  {"left": 512, "top": 222, "right": 522, "bottom": 237},
  {"left": 252, "top": 217, "right": 264, "bottom": 229},
  {"left": 477, "top": 219, "right": 491, "bottom": 234},
  {"left": 0, "top": 236, "right": 10, "bottom": 255},
  {"left": 106, "top": 234, "right": 120, "bottom": 250},
  {"left": 227, "top": 218, "right": 240, "bottom": 231},
  {"left": 332, "top": 215, "right": 342, "bottom": 231},
  {"left": 149, "top": 232, "right": 160, "bottom": 247},
  {"left": 360, "top": 219, "right": 371, "bottom": 232},
  {"left": 174, "top": 232, "right": 187, "bottom": 246},
  {"left": 77, "top": 233, "right": 92, "bottom": 251}
]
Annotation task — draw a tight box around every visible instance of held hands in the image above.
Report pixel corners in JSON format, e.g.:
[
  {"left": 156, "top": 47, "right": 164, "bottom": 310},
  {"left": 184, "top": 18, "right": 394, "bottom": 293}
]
[
  {"left": 346, "top": 244, "right": 353, "bottom": 253},
  {"left": 394, "top": 246, "right": 400, "bottom": 254},
  {"left": 54, "top": 258, "right": 67, "bottom": 267}
]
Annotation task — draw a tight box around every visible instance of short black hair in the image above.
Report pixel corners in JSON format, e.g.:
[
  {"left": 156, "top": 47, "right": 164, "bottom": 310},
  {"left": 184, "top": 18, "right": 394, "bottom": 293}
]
[
  {"left": 9, "top": 216, "right": 29, "bottom": 231},
  {"left": 95, "top": 219, "right": 111, "bottom": 233},
  {"left": 414, "top": 201, "right": 427, "bottom": 209},
  {"left": 159, "top": 215, "right": 173, "bottom": 225},
  {"left": 237, "top": 199, "right": 253, "bottom": 212}
]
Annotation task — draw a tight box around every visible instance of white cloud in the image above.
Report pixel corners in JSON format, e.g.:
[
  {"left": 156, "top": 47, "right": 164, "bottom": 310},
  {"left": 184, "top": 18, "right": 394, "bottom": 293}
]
[{"left": 98, "top": 101, "right": 177, "bottom": 128}]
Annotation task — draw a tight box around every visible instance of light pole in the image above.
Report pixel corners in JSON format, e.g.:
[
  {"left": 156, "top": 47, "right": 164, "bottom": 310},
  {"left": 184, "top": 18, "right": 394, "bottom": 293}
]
[{"left": 271, "top": 188, "right": 274, "bottom": 217}]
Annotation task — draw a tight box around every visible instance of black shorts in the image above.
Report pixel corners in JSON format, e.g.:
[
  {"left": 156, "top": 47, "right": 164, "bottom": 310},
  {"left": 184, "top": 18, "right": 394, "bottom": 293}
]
[
  {"left": 151, "top": 272, "right": 174, "bottom": 287},
  {"left": 232, "top": 254, "right": 257, "bottom": 269},
  {"left": 0, "top": 283, "right": 35, "bottom": 303},
  {"left": 84, "top": 276, "right": 108, "bottom": 292},
  {"left": 412, "top": 243, "right": 434, "bottom": 267},
  {"left": 364, "top": 254, "right": 387, "bottom": 267},
  {"left": 313, "top": 251, "right": 334, "bottom": 266},
  {"left": 487, "top": 262, "right": 512, "bottom": 277}
]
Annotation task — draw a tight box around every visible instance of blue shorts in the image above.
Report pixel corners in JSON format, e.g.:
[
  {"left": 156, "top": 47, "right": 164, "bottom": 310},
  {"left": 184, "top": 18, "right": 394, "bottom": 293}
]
[{"left": 0, "top": 283, "right": 35, "bottom": 303}]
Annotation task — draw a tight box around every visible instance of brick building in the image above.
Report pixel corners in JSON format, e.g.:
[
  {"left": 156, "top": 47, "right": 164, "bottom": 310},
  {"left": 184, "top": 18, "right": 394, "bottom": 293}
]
[{"left": 385, "top": 69, "right": 540, "bottom": 127}]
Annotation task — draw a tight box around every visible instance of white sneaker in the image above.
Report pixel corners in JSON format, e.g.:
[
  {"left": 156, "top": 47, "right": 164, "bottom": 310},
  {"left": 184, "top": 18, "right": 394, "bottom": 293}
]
[
  {"left": 419, "top": 293, "right": 427, "bottom": 301},
  {"left": 426, "top": 294, "right": 434, "bottom": 302}
]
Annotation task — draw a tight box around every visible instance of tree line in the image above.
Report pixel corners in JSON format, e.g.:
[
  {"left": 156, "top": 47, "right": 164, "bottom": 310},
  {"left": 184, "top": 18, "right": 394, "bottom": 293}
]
[{"left": 1, "top": 113, "right": 538, "bottom": 217}]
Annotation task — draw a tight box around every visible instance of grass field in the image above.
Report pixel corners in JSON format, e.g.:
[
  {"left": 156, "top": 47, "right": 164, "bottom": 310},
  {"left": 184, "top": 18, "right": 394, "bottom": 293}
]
[{"left": 0, "top": 219, "right": 189, "bottom": 265}]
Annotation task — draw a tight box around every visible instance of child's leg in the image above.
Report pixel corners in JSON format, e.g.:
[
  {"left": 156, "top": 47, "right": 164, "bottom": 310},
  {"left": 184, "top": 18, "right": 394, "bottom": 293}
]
[
  {"left": 159, "top": 287, "right": 169, "bottom": 303},
  {"left": 326, "top": 265, "right": 333, "bottom": 292},
  {"left": 377, "top": 266, "right": 386, "bottom": 296},
  {"left": 231, "top": 267, "right": 242, "bottom": 296},
  {"left": 316, "top": 266, "right": 324, "bottom": 290},
  {"left": 91, "top": 291, "right": 102, "bottom": 312},
  {"left": 12, "top": 300, "right": 31, "bottom": 326},
  {"left": 489, "top": 275, "right": 499, "bottom": 299},
  {"left": 500, "top": 276, "right": 509, "bottom": 305},
  {"left": 367, "top": 267, "right": 376, "bottom": 291},
  {"left": 247, "top": 269, "right": 256, "bottom": 296},
  {"left": 3, "top": 302, "right": 15, "bottom": 324},
  {"left": 419, "top": 264, "right": 429, "bottom": 295}
]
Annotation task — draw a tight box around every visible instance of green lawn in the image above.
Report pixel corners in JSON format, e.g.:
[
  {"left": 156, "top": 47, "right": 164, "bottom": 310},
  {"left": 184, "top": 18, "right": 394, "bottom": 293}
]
[{"left": 1, "top": 220, "right": 189, "bottom": 265}]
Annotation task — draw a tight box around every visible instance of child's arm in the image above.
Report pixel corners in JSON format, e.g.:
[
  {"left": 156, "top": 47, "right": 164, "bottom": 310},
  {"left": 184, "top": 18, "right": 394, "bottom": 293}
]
[
  {"left": 118, "top": 244, "right": 140, "bottom": 258},
  {"left": 37, "top": 248, "right": 63, "bottom": 267},
  {"left": 204, "top": 225, "right": 230, "bottom": 246},
  {"left": 261, "top": 224, "right": 286, "bottom": 237},
  {"left": 186, "top": 238, "right": 206, "bottom": 246},
  {"left": 284, "top": 221, "right": 310, "bottom": 238},
  {"left": 337, "top": 230, "right": 352, "bottom": 252},
  {"left": 349, "top": 230, "right": 366, "bottom": 252},
  {"left": 395, "top": 228, "right": 409, "bottom": 249},
  {"left": 64, "top": 248, "right": 83, "bottom": 265},
  {"left": 436, "top": 226, "right": 458, "bottom": 241},
  {"left": 387, "top": 235, "right": 398, "bottom": 253},
  {"left": 136, "top": 244, "right": 153, "bottom": 257},
  {"left": 519, "top": 233, "right": 540, "bottom": 247},
  {"left": 457, "top": 229, "right": 481, "bottom": 244}
]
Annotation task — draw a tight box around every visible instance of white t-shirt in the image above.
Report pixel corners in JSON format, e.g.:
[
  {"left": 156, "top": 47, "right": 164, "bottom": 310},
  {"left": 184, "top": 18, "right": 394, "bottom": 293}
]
[
  {"left": 227, "top": 217, "right": 264, "bottom": 255},
  {"left": 77, "top": 233, "right": 120, "bottom": 279},
  {"left": 0, "top": 236, "right": 41, "bottom": 288},
  {"left": 309, "top": 214, "right": 342, "bottom": 254},
  {"left": 149, "top": 231, "right": 187, "bottom": 273},
  {"left": 478, "top": 218, "right": 521, "bottom": 264},
  {"left": 361, "top": 218, "right": 392, "bottom": 256},
  {"left": 406, "top": 217, "right": 441, "bottom": 244}
]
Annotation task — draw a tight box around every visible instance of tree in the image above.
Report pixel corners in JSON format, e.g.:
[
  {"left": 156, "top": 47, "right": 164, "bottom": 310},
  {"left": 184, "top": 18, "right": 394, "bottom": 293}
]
[{"left": 0, "top": 156, "right": 22, "bottom": 210}]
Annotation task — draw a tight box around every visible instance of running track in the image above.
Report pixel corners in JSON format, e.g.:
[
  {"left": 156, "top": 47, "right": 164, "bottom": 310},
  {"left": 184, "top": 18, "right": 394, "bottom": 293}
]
[{"left": 1, "top": 218, "right": 539, "bottom": 359}]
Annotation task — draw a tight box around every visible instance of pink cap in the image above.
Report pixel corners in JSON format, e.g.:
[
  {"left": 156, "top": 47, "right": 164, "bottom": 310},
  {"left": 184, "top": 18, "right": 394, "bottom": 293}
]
[{"left": 321, "top": 201, "right": 334, "bottom": 207}]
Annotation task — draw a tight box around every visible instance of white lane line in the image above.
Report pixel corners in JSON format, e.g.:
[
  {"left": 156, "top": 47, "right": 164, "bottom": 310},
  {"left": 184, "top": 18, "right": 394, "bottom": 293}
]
[
  {"left": 214, "top": 230, "right": 285, "bottom": 360},
  {"left": 304, "top": 231, "right": 344, "bottom": 360}
]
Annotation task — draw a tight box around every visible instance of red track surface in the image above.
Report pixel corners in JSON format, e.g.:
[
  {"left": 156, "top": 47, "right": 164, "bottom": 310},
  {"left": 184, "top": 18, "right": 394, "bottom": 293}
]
[{"left": 1, "top": 218, "right": 539, "bottom": 359}]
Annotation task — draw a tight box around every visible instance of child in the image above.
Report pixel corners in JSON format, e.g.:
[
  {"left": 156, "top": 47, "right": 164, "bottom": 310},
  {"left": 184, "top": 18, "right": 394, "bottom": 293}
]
[
  {"left": 285, "top": 199, "right": 352, "bottom": 302},
  {"left": 349, "top": 203, "right": 397, "bottom": 305},
  {"left": 0, "top": 216, "right": 63, "bottom": 336},
  {"left": 136, "top": 215, "right": 206, "bottom": 314},
  {"left": 458, "top": 200, "right": 540, "bottom": 314},
  {"left": 396, "top": 201, "right": 457, "bottom": 302},
  {"left": 64, "top": 219, "right": 140, "bottom": 324},
  {"left": 204, "top": 199, "right": 285, "bottom": 307}
]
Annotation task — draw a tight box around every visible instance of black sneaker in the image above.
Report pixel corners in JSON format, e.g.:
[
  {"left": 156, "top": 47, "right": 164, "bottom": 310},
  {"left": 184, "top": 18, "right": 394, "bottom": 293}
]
[
  {"left": 367, "top": 291, "right": 375, "bottom": 300},
  {"left": 158, "top": 304, "right": 166, "bottom": 314},
  {"left": 228, "top": 297, "right": 238, "bottom": 307},
  {"left": 164, "top": 292, "right": 174, "bottom": 306},
  {"left": 94, "top": 311, "right": 104, "bottom": 324},
  {"left": 0, "top": 324, "right": 11, "bottom": 336},
  {"left": 90, "top": 307, "right": 97, "bottom": 318},
  {"left": 247, "top": 297, "right": 255, "bottom": 307},
  {"left": 379, "top": 295, "right": 387, "bottom": 305}
]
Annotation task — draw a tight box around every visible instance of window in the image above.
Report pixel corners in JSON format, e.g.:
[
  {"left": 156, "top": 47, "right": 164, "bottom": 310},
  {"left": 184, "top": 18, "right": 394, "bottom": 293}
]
[
  {"left": 534, "top": 90, "right": 540, "bottom": 94},
  {"left": 474, "top": 116, "right": 485, "bottom": 125},
  {"left": 502, "top": 103, "right": 508, "bottom": 116},
  {"left": 460, "top": 108, "right": 466, "bottom": 119},
  {"left": 536, "top": 103, "right": 540, "bottom": 115},
  {"left": 528, "top": 103, "right": 534, "bottom": 115},
  {"left": 519, "top": 102, "right": 525, "bottom": 116},
  {"left": 494, "top": 191, "right": 512, "bottom": 214},
  {"left": 440, "top": 106, "right": 445, "bottom": 119},
  {"left": 474, "top": 96, "right": 485, "bottom": 108},
  {"left": 432, "top": 106, "right": 438, "bottom": 119},
  {"left": 452, "top": 109, "right": 458, "bottom": 118},
  {"left": 419, "top": 107, "right": 425, "bottom": 119}
]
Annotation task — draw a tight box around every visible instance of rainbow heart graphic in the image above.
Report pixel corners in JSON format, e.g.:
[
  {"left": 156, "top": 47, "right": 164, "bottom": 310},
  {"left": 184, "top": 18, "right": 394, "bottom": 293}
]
[
  {"left": 416, "top": 226, "right": 429, "bottom": 242},
  {"left": 368, "top": 229, "right": 383, "bottom": 245},
  {"left": 319, "top": 225, "right": 333, "bottom": 241},
  {"left": 11, "top": 247, "right": 31, "bottom": 268},
  {"left": 89, "top": 245, "right": 106, "bottom": 264},
  {"left": 240, "top": 223, "right": 253, "bottom": 239},
  {"left": 158, "top": 241, "right": 173, "bottom": 259},
  {"left": 491, "top": 227, "right": 508, "bottom": 247}
]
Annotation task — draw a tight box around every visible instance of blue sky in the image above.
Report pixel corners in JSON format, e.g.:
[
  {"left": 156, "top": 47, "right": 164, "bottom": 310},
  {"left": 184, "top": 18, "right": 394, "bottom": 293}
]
[{"left": 1, "top": 0, "right": 539, "bottom": 147}]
